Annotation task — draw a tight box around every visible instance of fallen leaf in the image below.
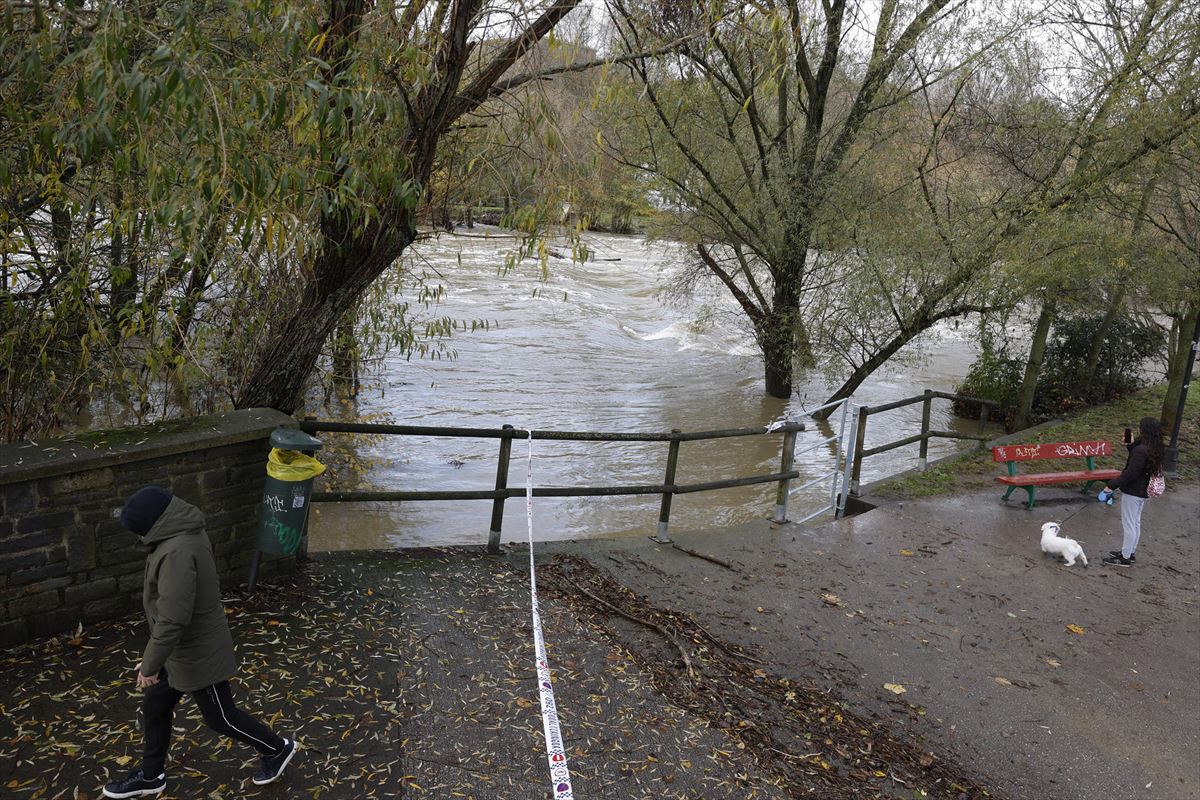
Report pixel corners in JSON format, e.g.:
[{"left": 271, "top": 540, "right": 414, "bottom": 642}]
[
  {"left": 993, "top": 676, "right": 1012, "bottom": 686},
  {"left": 883, "top": 683, "right": 907, "bottom": 695},
  {"left": 821, "top": 593, "right": 841, "bottom": 607},
  {"left": 899, "top": 549, "right": 914, "bottom": 557},
  {"left": 1066, "top": 624, "right": 1086, "bottom": 635},
  {"left": 1043, "top": 657, "right": 1061, "bottom": 668},
  {"left": 919, "top": 753, "right": 935, "bottom": 767},
  {"left": 115, "top": 755, "right": 132, "bottom": 767}
]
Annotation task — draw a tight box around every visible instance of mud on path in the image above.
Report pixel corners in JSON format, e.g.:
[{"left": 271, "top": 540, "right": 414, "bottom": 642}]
[
  {"left": 539, "top": 555, "right": 995, "bottom": 799},
  {"left": 544, "top": 485, "right": 1200, "bottom": 800}
]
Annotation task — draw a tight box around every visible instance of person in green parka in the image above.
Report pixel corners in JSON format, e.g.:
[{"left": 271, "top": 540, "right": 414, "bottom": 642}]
[{"left": 102, "top": 486, "right": 297, "bottom": 799}]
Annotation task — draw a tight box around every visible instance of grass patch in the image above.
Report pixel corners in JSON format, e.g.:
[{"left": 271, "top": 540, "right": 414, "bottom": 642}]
[{"left": 873, "top": 383, "right": 1199, "bottom": 501}]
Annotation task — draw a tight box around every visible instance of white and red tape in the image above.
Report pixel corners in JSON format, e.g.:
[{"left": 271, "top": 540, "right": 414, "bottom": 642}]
[{"left": 523, "top": 430, "right": 574, "bottom": 799}]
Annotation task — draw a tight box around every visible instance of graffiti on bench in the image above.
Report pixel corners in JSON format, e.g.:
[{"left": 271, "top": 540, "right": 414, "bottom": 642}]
[{"left": 992, "top": 441, "right": 1111, "bottom": 462}]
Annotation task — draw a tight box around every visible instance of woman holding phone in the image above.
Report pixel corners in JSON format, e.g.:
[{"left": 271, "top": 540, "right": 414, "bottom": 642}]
[{"left": 1099, "top": 417, "right": 1165, "bottom": 567}]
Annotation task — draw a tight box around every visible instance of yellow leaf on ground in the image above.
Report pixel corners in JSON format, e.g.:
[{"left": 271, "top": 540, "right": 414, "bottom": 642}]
[
  {"left": 883, "top": 683, "right": 907, "bottom": 695},
  {"left": 1066, "top": 624, "right": 1086, "bottom": 635},
  {"left": 115, "top": 755, "right": 132, "bottom": 767},
  {"left": 993, "top": 676, "right": 1012, "bottom": 686},
  {"left": 899, "top": 549, "right": 914, "bottom": 557}
]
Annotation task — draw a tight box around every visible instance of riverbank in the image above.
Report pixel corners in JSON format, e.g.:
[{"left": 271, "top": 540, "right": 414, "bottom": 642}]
[{"left": 873, "top": 384, "right": 1200, "bottom": 500}]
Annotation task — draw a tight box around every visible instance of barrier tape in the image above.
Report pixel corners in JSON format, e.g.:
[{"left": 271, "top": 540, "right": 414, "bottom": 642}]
[{"left": 523, "top": 430, "right": 574, "bottom": 799}]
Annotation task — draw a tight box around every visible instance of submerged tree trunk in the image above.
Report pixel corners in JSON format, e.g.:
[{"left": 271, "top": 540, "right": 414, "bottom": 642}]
[
  {"left": 762, "top": 315, "right": 793, "bottom": 398},
  {"left": 1014, "top": 300, "right": 1056, "bottom": 431}
]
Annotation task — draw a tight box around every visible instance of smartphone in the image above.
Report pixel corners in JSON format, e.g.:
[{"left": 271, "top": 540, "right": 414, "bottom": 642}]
[{"left": 1123, "top": 427, "right": 1133, "bottom": 444}]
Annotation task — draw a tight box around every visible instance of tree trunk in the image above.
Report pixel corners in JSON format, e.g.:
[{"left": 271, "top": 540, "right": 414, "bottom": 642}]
[
  {"left": 763, "top": 293, "right": 797, "bottom": 399},
  {"left": 1013, "top": 300, "right": 1056, "bottom": 431},
  {"left": 816, "top": 326, "right": 920, "bottom": 418},
  {"left": 1161, "top": 305, "right": 1199, "bottom": 436},
  {"left": 234, "top": 214, "right": 416, "bottom": 412},
  {"left": 763, "top": 329, "right": 793, "bottom": 398},
  {"left": 1077, "top": 286, "right": 1125, "bottom": 400}
]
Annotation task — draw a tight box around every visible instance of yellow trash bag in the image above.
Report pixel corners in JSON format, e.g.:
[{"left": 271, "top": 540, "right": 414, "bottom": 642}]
[{"left": 266, "top": 448, "right": 326, "bottom": 481}]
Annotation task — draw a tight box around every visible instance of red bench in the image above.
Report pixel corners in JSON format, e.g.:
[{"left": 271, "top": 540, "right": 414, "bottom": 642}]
[{"left": 993, "top": 441, "right": 1121, "bottom": 510}]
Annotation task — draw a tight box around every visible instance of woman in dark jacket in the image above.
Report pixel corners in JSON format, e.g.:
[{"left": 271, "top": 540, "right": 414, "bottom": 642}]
[{"left": 1100, "top": 417, "right": 1164, "bottom": 567}]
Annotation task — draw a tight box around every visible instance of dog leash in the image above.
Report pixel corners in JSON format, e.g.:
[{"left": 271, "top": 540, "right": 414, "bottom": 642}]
[
  {"left": 1056, "top": 492, "right": 1110, "bottom": 526},
  {"left": 522, "top": 430, "right": 574, "bottom": 800}
]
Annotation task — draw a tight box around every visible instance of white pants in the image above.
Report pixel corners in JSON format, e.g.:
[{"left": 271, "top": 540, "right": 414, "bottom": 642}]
[{"left": 1120, "top": 494, "right": 1146, "bottom": 559}]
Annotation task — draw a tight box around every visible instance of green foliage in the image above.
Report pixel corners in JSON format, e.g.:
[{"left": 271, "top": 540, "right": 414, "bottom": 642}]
[
  {"left": 1038, "top": 315, "right": 1165, "bottom": 413},
  {"left": 955, "top": 313, "right": 1165, "bottom": 429},
  {"left": 953, "top": 350, "right": 1025, "bottom": 429}
]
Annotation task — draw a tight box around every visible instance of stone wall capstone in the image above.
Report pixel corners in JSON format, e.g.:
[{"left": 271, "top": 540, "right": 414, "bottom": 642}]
[{"left": 0, "top": 409, "right": 299, "bottom": 647}]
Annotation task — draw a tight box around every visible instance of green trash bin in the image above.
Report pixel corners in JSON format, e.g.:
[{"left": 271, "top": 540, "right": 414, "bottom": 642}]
[{"left": 256, "top": 428, "right": 324, "bottom": 558}]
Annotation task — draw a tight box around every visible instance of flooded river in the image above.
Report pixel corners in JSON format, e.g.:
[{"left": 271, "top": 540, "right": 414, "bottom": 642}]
[{"left": 309, "top": 231, "right": 997, "bottom": 550}]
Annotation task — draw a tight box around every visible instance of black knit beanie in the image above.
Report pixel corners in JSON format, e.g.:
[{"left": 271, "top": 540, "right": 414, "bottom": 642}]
[{"left": 119, "top": 486, "right": 173, "bottom": 536}]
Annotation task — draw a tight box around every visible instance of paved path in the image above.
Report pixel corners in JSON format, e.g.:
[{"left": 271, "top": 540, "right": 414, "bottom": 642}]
[
  {"left": 1, "top": 484, "right": 1194, "bottom": 799},
  {"left": 544, "top": 483, "right": 1200, "bottom": 800}
]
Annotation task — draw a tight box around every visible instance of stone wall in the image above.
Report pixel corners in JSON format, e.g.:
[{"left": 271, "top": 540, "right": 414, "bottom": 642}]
[{"left": 0, "top": 409, "right": 298, "bottom": 647}]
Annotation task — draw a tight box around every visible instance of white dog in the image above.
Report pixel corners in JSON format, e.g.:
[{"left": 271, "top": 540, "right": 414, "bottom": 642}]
[{"left": 1040, "top": 522, "right": 1088, "bottom": 567}]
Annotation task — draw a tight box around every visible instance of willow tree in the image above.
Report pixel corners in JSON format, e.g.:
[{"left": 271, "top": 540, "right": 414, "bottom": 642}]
[
  {"left": 606, "top": 0, "right": 1199, "bottom": 409},
  {"left": 605, "top": 0, "right": 1012, "bottom": 398},
  {"left": 2, "top": 0, "right": 610, "bottom": 431}
]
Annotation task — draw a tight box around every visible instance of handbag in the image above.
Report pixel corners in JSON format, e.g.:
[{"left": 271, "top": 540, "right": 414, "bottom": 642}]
[{"left": 1147, "top": 472, "right": 1165, "bottom": 498}]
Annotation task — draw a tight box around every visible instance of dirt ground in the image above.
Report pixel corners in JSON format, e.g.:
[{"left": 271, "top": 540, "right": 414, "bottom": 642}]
[
  {"left": 542, "top": 482, "right": 1200, "bottom": 800},
  {"left": 1, "top": 482, "right": 1195, "bottom": 799}
]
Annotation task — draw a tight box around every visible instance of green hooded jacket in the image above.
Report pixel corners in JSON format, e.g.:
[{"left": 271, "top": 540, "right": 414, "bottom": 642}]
[{"left": 140, "top": 496, "right": 237, "bottom": 692}]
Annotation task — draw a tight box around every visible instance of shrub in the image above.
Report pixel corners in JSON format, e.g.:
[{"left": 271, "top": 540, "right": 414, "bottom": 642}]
[
  {"left": 953, "top": 349, "right": 1024, "bottom": 429},
  {"left": 954, "top": 313, "right": 1164, "bottom": 430}
]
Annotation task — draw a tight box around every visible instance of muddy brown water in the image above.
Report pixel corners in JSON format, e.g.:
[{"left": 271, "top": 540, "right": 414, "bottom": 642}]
[{"left": 311, "top": 231, "right": 999, "bottom": 550}]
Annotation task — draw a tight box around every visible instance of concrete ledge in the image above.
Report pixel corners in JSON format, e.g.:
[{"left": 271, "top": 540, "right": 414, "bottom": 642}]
[{"left": 0, "top": 408, "right": 295, "bottom": 486}]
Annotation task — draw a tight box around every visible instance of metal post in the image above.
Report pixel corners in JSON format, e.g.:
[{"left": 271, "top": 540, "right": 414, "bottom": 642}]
[
  {"left": 1164, "top": 312, "right": 1200, "bottom": 476},
  {"left": 918, "top": 389, "right": 933, "bottom": 470},
  {"left": 773, "top": 428, "right": 797, "bottom": 523},
  {"left": 850, "top": 406, "right": 868, "bottom": 496},
  {"left": 831, "top": 399, "right": 848, "bottom": 513},
  {"left": 837, "top": 405, "right": 859, "bottom": 517},
  {"left": 487, "top": 424, "right": 515, "bottom": 553},
  {"left": 653, "top": 431, "right": 681, "bottom": 543},
  {"left": 247, "top": 550, "right": 261, "bottom": 592}
]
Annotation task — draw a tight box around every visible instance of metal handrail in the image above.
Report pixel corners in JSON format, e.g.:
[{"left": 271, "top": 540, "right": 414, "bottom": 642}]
[
  {"left": 301, "top": 419, "right": 807, "bottom": 551},
  {"left": 849, "top": 389, "right": 998, "bottom": 495}
]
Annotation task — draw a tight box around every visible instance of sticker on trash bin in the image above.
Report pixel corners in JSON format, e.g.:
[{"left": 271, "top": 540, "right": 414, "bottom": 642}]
[{"left": 292, "top": 494, "right": 305, "bottom": 509}]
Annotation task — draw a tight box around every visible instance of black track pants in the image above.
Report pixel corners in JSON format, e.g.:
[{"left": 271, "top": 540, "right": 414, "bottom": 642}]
[{"left": 140, "top": 669, "right": 285, "bottom": 776}]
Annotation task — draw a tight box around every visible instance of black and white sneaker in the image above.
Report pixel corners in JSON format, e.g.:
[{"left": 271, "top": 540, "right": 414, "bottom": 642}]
[
  {"left": 102, "top": 769, "right": 165, "bottom": 798},
  {"left": 252, "top": 738, "right": 298, "bottom": 786},
  {"left": 1108, "top": 551, "right": 1135, "bottom": 563},
  {"left": 1103, "top": 553, "right": 1134, "bottom": 567}
]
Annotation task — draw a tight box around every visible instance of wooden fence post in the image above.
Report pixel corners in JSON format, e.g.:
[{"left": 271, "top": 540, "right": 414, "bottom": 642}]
[
  {"left": 918, "top": 389, "right": 933, "bottom": 470},
  {"left": 850, "top": 406, "right": 869, "bottom": 496},
  {"left": 774, "top": 429, "right": 797, "bottom": 523},
  {"left": 653, "top": 431, "right": 682, "bottom": 543}
]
